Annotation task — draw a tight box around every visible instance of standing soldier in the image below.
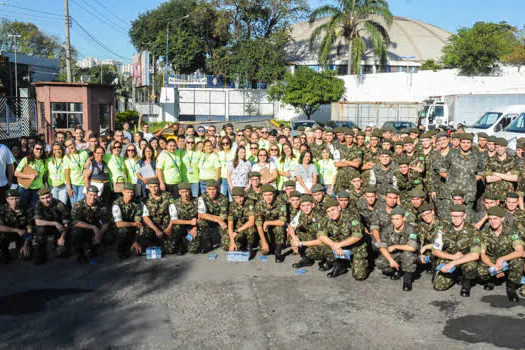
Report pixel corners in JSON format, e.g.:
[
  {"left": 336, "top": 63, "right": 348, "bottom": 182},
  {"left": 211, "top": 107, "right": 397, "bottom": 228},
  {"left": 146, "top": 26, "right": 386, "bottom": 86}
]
[
  {"left": 369, "top": 149, "right": 397, "bottom": 197},
  {"left": 347, "top": 170, "right": 364, "bottom": 208},
  {"left": 395, "top": 157, "right": 422, "bottom": 207},
  {"left": 478, "top": 207, "right": 524, "bottom": 302},
  {"left": 432, "top": 204, "right": 480, "bottom": 297},
  {"left": 197, "top": 180, "right": 229, "bottom": 252},
  {"left": 71, "top": 186, "right": 111, "bottom": 264},
  {"left": 254, "top": 185, "right": 287, "bottom": 262},
  {"left": 432, "top": 132, "right": 455, "bottom": 215},
  {"left": 485, "top": 138, "right": 518, "bottom": 202},
  {"left": 361, "top": 129, "right": 382, "bottom": 180},
  {"left": 376, "top": 207, "right": 419, "bottom": 291},
  {"left": 225, "top": 187, "right": 256, "bottom": 256},
  {"left": 335, "top": 131, "right": 362, "bottom": 192},
  {"left": 112, "top": 183, "right": 143, "bottom": 259},
  {"left": 0, "top": 189, "right": 32, "bottom": 263},
  {"left": 34, "top": 187, "right": 70, "bottom": 264}
]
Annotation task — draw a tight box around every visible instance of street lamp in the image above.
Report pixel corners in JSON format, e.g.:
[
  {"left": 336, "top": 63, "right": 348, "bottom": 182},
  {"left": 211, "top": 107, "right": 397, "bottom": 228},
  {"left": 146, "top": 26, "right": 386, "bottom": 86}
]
[
  {"left": 8, "top": 34, "right": 21, "bottom": 100},
  {"left": 165, "top": 14, "right": 189, "bottom": 87}
]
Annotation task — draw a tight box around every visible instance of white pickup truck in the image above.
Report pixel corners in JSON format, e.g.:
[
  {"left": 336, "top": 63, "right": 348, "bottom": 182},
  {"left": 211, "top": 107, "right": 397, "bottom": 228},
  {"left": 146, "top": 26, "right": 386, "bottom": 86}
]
[
  {"left": 465, "top": 105, "right": 525, "bottom": 139},
  {"left": 495, "top": 111, "right": 525, "bottom": 150}
]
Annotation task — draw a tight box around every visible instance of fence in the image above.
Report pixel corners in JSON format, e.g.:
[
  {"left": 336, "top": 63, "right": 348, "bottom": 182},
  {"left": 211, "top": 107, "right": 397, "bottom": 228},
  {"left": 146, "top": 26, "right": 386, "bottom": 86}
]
[
  {"left": 331, "top": 101, "right": 420, "bottom": 129},
  {"left": 0, "top": 97, "right": 37, "bottom": 140}
]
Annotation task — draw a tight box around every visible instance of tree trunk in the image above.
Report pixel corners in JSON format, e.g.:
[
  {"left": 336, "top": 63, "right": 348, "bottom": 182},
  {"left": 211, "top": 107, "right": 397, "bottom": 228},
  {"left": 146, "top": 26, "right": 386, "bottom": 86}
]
[{"left": 347, "top": 38, "right": 353, "bottom": 75}]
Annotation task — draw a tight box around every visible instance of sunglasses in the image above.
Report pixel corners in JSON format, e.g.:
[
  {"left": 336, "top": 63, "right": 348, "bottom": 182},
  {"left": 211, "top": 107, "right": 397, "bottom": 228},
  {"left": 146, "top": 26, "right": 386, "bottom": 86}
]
[
  {"left": 34, "top": 148, "right": 43, "bottom": 151},
  {"left": 270, "top": 149, "right": 278, "bottom": 151},
  {"left": 237, "top": 134, "right": 244, "bottom": 137},
  {"left": 261, "top": 131, "right": 268, "bottom": 134},
  {"left": 127, "top": 149, "right": 136, "bottom": 152},
  {"left": 222, "top": 142, "right": 230, "bottom": 145},
  {"left": 197, "top": 129, "right": 205, "bottom": 132},
  {"left": 186, "top": 141, "right": 194, "bottom": 144}
]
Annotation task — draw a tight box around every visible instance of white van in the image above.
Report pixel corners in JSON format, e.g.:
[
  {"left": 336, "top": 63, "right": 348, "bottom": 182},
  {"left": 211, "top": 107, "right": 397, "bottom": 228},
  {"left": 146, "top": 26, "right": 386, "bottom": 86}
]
[
  {"left": 496, "top": 111, "right": 525, "bottom": 150},
  {"left": 466, "top": 105, "right": 525, "bottom": 138}
]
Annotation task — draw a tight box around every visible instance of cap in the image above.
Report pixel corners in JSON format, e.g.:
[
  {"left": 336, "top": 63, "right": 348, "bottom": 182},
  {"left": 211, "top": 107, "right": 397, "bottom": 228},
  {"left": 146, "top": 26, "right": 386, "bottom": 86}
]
[
  {"left": 389, "top": 207, "right": 406, "bottom": 216},
  {"left": 394, "top": 141, "right": 404, "bottom": 147},
  {"left": 311, "top": 184, "right": 325, "bottom": 193},
  {"left": 507, "top": 192, "right": 519, "bottom": 199},
  {"left": 451, "top": 190, "right": 466, "bottom": 198},
  {"left": 495, "top": 138, "right": 508, "bottom": 146},
  {"left": 382, "top": 138, "right": 392, "bottom": 144},
  {"left": 86, "top": 185, "right": 99, "bottom": 193},
  {"left": 232, "top": 187, "right": 246, "bottom": 196},
  {"left": 484, "top": 192, "right": 499, "bottom": 201},
  {"left": 206, "top": 179, "right": 219, "bottom": 188},
  {"left": 349, "top": 169, "right": 361, "bottom": 179},
  {"left": 297, "top": 126, "right": 305, "bottom": 132},
  {"left": 487, "top": 206, "right": 505, "bottom": 217},
  {"left": 147, "top": 178, "right": 160, "bottom": 185},
  {"left": 409, "top": 127, "right": 419, "bottom": 134},
  {"left": 418, "top": 202, "right": 434, "bottom": 215},
  {"left": 248, "top": 171, "right": 261, "bottom": 178},
  {"left": 261, "top": 184, "right": 275, "bottom": 193},
  {"left": 335, "top": 127, "right": 345, "bottom": 133},
  {"left": 363, "top": 186, "right": 377, "bottom": 194},
  {"left": 37, "top": 187, "right": 51, "bottom": 196},
  {"left": 487, "top": 136, "right": 497, "bottom": 143},
  {"left": 337, "top": 191, "right": 350, "bottom": 199},
  {"left": 300, "top": 194, "right": 314, "bottom": 203},
  {"left": 398, "top": 156, "right": 411, "bottom": 165},
  {"left": 324, "top": 198, "right": 340, "bottom": 209},
  {"left": 449, "top": 204, "right": 466, "bottom": 213},
  {"left": 403, "top": 137, "right": 414, "bottom": 144},
  {"left": 371, "top": 130, "right": 382, "bottom": 138},
  {"left": 5, "top": 189, "right": 19, "bottom": 198},
  {"left": 410, "top": 188, "right": 426, "bottom": 198},
  {"left": 477, "top": 132, "right": 488, "bottom": 139},
  {"left": 458, "top": 133, "right": 473, "bottom": 141},
  {"left": 344, "top": 128, "right": 354, "bottom": 136},
  {"left": 289, "top": 190, "right": 302, "bottom": 198},
  {"left": 283, "top": 180, "right": 296, "bottom": 188},
  {"left": 386, "top": 187, "right": 400, "bottom": 196},
  {"left": 357, "top": 131, "right": 365, "bottom": 137},
  {"left": 436, "top": 132, "right": 449, "bottom": 139},
  {"left": 420, "top": 131, "right": 432, "bottom": 139},
  {"left": 124, "top": 183, "right": 135, "bottom": 191},
  {"left": 178, "top": 182, "right": 191, "bottom": 190},
  {"left": 379, "top": 149, "right": 392, "bottom": 156}
]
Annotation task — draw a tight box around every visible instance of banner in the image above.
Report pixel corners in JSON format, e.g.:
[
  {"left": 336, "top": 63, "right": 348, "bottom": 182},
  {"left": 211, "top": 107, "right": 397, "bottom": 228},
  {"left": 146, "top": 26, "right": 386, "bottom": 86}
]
[{"left": 132, "top": 51, "right": 150, "bottom": 87}]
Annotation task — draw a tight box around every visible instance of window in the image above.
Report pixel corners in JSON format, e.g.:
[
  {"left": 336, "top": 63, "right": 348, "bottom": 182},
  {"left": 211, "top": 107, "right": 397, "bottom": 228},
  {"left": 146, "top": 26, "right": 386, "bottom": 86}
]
[
  {"left": 51, "top": 102, "right": 82, "bottom": 129},
  {"left": 99, "top": 104, "right": 111, "bottom": 132}
]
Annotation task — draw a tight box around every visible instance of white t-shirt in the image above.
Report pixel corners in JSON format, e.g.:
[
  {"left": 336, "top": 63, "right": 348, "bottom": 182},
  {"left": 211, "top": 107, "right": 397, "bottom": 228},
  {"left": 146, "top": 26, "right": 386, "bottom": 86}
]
[{"left": 0, "top": 144, "right": 15, "bottom": 187}]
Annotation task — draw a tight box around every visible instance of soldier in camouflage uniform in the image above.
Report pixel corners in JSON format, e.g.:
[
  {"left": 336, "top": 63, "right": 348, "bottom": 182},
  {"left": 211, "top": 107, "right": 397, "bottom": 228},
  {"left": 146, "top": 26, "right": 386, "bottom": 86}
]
[
  {"left": 404, "top": 188, "right": 428, "bottom": 217},
  {"left": 485, "top": 138, "right": 519, "bottom": 202},
  {"left": 307, "top": 198, "right": 368, "bottom": 279},
  {"left": 255, "top": 184, "right": 288, "bottom": 262},
  {"left": 246, "top": 171, "right": 263, "bottom": 203},
  {"left": 433, "top": 132, "right": 455, "bottom": 216},
  {"left": 172, "top": 183, "right": 200, "bottom": 254},
  {"left": 311, "top": 184, "right": 330, "bottom": 216},
  {"left": 287, "top": 190, "right": 302, "bottom": 222},
  {"left": 224, "top": 187, "right": 256, "bottom": 256},
  {"left": 357, "top": 186, "right": 377, "bottom": 233},
  {"left": 361, "top": 130, "right": 382, "bottom": 181},
  {"left": 416, "top": 203, "right": 447, "bottom": 268},
  {"left": 276, "top": 180, "right": 297, "bottom": 205},
  {"left": 347, "top": 170, "right": 364, "bottom": 209},
  {"left": 392, "top": 141, "right": 405, "bottom": 165},
  {"left": 395, "top": 157, "right": 424, "bottom": 207},
  {"left": 289, "top": 195, "right": 323, "bottom": 268},
  {"left": 197, "top": 180, "right": 229, "bottom": 252},
  {"left": 403, "top": 137, "right": 425, "bottom": 186},
  {"left": 376, "top": 207, "right": 419, "bottom": 291},
  {"left": 71, "top": 186, "right": 111, "bottom": 264},
  {"left": 419, "top": 132, "right": 436, "bottom": 194},
  {"left": 337, "top": 191, "right": 359, "bottom": 216},
  {"left": 0, "top": 189, "right": 32, "bottom": 263},
  {"left": 34, "top": 187, "right": 70, "bottom": 264},
  {"left": 441, "top": 190, "right": 478, "bottom": 225},
  {"left": 141, "top": 178, "right": 179, "bottom": 254},
  {"left": 478, "top": 206, "right": 524, "bottom": 302},
  {"left": 111, "top": 184, "right": 143, "bottom": 259},
  {"left": 504, "top": 192, "right": 525, "bottom": 229},
  {"left": 431, "top": 204, "right": 480, "bottom": 297},
  {"left": 310, "top": 127, "right": 326, "bottom": 160},
  {"left": 335, "top": 133, "right": 362, "bottom": 192},
  {"left": 369, "top": 149, "right": 396, "bottom": 197}
]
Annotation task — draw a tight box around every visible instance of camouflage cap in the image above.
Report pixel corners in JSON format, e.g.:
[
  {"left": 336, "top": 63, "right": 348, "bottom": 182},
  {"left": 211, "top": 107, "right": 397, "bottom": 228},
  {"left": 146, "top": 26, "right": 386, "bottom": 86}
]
[
  {"left": 289, "top": 190, "right": 302, "bottom": 198},
  {"left": 371, "top": 129, "right": 382, "bottom": 138},
  {"left": 357, "top": 131, "right": 366, "bottom": 137},
  {"left": 403, "top": 137, "right": 414, "bottom": 144},
  {"left": 518, "top": 141, "right": 525, "bottom": 150},
  {"left": 484, "top": 192, "right": 499, "bottom": 201},
  {"left": 283, "top": 180, "right": 296, "bottom": 188},
  {"left": 451, "top": 189, "right": 466, "bottom": 198},
  {"left": 410, "top": 188, "right": 426, "bottom": 198},
  {"left": 232, "top": 187, "right": 246, "bottom": 196},
  {"left": 495, "top": 137, "right": 508, "bottom": 146},
  {"left": 178, "top": 182, "right": 191, "bottom": 190},
  {"left": 344, "top": 128, "right": 354, "bottom": 136},
  {"left": 487, "top": 136, "right": 497, "bottom": 143},
  {"left": 457, "top": 133, "right": 473, "bottom": 141},
  {"left": 147, "top": 178, "right": 160, "bottom": 185},
  {"left": 394, "top": 141, "right": 404, "bottom": 147},
  {"left": 349, "top": 169, "right": 361, "bottom": 179},
  {"left": 398, "top": 156, "right": 411, "bottom": 165},
  {"left": 420, "top": 131, "right": 432, "bottom": 139},
  {"left": 324, "top": 197, "right": 340, "bottom": 209},
  {"left": 385, "top": 187, "right": 400, "bottom": 196},
  {"left": 477, "top": 132, "right": 489, "bottom": 139},
  {"left": 5, "top": 189, "right": 19, "bottom": 198},
  {"left": 37, "top": 187, "right": 51, "bottom": 196},
  {"left": 300, "top": 194, "right": 315, "bottom": 203},
  {"left": 487, "top": 206, "right": 505, "bottom": 217},
  {"left": 123, "top": 183, "right": 135, "bottom": 191},
  {"left": 337, "top": 191, "right": 350, "bottom": 199},
  {"left": 363, "top": 186, "right": 377, "bottom": 194},
  {"left": 379, "top": 149, "right": 392, "bottom": 156},
  {"left": 418, "top": 202, "right": 434, "bottom": 215},
  {"left": 449, "top": 204, "right": 466, "bottom": 213},
  {"left": 260, "top": 184, "right": 275, "bottom": 193},
  {"left": 206, "top": 179, "right": 219, "bottom": 188},
  {"left": 382, "top": 125, "right": 395, "bottom": 132},
  {"left": 409, "top": 127, "right": 419, "bottom": 134},
  {"left": 507, "top": 192, "right": 519, "bottom": 199},
  {"left": 334, "top": 126, "right": 345, "bottom": 133},
  {"left": 86, "top": 185, "right": 99, "bottom": 193},
  {"left": 248, "top": 171, "right": 261, "bottom": 178},
  {"left": 382, "top": 138, "right": 392, "bottom": 144},
  {"left": 436, "top": 132, "right": 449, "bottom": 139},
  {"left": 311, "top": 184, "right": 325, "bottom": 193},
  {"left": 389, "top": 207, "right": 406, "bottom": 216}
]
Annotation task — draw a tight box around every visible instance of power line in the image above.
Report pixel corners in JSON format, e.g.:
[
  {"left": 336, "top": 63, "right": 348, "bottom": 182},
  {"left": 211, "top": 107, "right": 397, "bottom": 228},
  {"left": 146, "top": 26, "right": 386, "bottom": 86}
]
[
  {"left": 0, "top": 3, "right": 63, "bottom": 18},
  {"left": 71, "top": 0, "right": 128, "bottom": 34},
  {"left": 91, "top": 0, "right": 129, "bottom": 28},
  {"left": 71, "top": 18, "right": 130, "bottom": 61}
]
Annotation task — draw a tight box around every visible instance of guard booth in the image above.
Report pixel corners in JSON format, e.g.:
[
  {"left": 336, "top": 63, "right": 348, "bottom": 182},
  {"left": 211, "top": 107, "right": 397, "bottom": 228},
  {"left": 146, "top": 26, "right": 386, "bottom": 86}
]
[{"left": 33, "top": 82, "right": 115, "bottom": 142}]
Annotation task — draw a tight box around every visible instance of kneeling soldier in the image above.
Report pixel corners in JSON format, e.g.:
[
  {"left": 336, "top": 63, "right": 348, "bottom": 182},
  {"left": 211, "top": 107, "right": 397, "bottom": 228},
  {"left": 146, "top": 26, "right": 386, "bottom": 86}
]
[
  {"left": 197, "top": 180, "right": 229, "bottom": 252},
  {"left": 225, "top": 187, "right": 256, "bottom": 256},
  {"left": 289, "top": 195, "right": 322, "bottom": 268},
  {"left": 0, "top": 189, "right": 32, "bottom": 263},
  {"left": 112, "top": 183, "right": 143, "bottom": 258},
  {"left": 255, "top": 184, "right": 287, "bottom": 262}
]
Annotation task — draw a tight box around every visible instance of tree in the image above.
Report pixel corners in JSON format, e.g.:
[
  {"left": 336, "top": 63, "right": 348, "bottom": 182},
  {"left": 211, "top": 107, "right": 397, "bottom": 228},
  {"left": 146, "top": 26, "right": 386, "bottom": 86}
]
[
  {"left": 502, "top": 45, "right": 525, "bottom": 72},
  {"left": 268, "top": 66, "right": 345, "bottom": 119},
  {"left": 420, "top": 59, "right": 443, "bottom": 72},
  {"left": 308, "top": 0, "right": 393, "bottom": 75},
  {"left": 442, "top": 22, "right": 519, "bottom": 75}
]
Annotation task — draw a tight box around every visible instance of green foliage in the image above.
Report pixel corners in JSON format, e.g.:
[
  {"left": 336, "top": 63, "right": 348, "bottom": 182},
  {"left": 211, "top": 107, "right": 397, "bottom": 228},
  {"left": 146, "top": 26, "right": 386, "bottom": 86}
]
[
  {"left": 502, "top": 45, "right": 525, "bottom": 72},
  {"left": 442, "top": 22, "right": 519, "bottom": 75},
  {"left": 420, "top": 59, "right": 444, "bottom": 72},
  {"left": 115, "top": 110, "right": 139, "bottom": 130},
  {"left": 309, "top": 0, "right": 393, "bottom": 75},
  {"left": 268, "top": 66, "right": 345, "bottom": 119}
]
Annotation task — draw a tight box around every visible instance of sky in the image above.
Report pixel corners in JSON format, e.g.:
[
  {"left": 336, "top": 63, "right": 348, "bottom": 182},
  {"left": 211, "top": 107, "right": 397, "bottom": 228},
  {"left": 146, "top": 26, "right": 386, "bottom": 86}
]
[{"left": 1, "top": 0, "right": 524, "bottom": 63}]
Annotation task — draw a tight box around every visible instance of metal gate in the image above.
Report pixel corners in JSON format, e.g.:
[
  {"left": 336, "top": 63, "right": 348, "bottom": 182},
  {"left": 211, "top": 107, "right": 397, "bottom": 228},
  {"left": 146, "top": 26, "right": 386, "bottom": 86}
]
[
  {"left": 0, "top": 97, "right": 37, "bottom": 140},
  {"left": 331, "top": 102, "right": 419, "bottom": 129}
]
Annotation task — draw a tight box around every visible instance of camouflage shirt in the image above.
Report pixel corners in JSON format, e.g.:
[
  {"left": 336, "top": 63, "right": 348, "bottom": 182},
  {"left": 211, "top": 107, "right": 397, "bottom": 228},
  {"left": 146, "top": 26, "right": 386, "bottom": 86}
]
[
  {"left": 0, "top": 204, "right": 32, "bottom": 229},
  {"left": 441, "top": 150, "right": 484, "bottom": 202},
  {"left": 417, "top": 217, "right": 448, "bottom": 246},
  {"left": 480, "top": 224, "right": 524, "bottom": 258},
  {"left": 370, "top": 205, "right": 415, "bottom": 232},
  {"left": 71, "top": 199, "right": 111, "bottom": 226},
  {"left": 317, "top": 211, "right": 363, "bottom": 242},
  {"left": 227, "top": 199, "right": 256, "bottom": 231},
  {"left": 369, "top": 164, "right": 396, "bottom": 196},
  {"left": 486, "top": 155, "right": 519, "bottom": 201},
  {"left": 142, "top": 192, "right": 177, "bottom": 228},
  {"left": 290, "top": 210, "right": 321, "bottom": 241},
  {"left": 198, "top": 193, "right": 228, "bottom": 220},
  {"left": 254, "top": 197, "right": 287, "bottom": 227},
  {"left": 379, "top": 223, "right": 419, "bottom": 250},
  {"left": 432, "top": 222, "right": 480, "bottom": 254},
  {"left": 35, "top": 198, "right": 69, "bottom": 224},
  {"left": 112, "top": 197, "right": 143, "bottom": 223}
]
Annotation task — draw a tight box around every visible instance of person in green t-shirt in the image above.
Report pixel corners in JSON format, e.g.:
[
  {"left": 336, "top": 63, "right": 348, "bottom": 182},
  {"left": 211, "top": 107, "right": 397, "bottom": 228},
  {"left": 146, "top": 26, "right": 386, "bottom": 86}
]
[
  {"left": 46, "top": 142, "right": 68, "bottom": 205},
  {"left": 180, "top": 136, "right": 201, "bottom": 198},
  {"left": 64, "top": 140, "right": 89, "bottom": 206},
  {"left": 15, "top": 141, "right": 46, "bottom": 208},
  {"left": 218, "top": 136, "right": 235, "bottom": 201},
  {"left": 104, "top": 141, "right": 126, "bottom": 192},
  {"left": 198, "top": 140, "right": 220, "bottom": 193},
  {"left": 315, "top": 148, "right": 338, "bottom": 196},
  {"left": 156, "top": 139, "right": 183, "bottom": 196}
]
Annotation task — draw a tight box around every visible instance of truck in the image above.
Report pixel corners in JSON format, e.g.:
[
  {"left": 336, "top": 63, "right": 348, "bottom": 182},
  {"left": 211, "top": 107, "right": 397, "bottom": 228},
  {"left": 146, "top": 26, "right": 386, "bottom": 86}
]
[
  {"left": 417, "top": 94, "right": 525, "bottom": 130},
  {"left": 495, "top": 111, "right": 525, "bottom": 150}
]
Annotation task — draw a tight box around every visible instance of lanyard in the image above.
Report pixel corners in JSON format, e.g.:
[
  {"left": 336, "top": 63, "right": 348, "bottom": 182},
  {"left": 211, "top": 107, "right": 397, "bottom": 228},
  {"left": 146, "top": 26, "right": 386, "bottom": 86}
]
[
  {"left": 53, "top": 157, "right": 63, "bottom": 173},
  {"left": 166, "top": 152, "right": 180, "bottom": 171},
  {"left": 70, "top": 153, "right": 82, "bottom": 170},
  {"left": 201, "top": 153, "right": 210, "bottom": 167},
  {"left": 113, "top": 156, "right": 124, "bottom": 173}
]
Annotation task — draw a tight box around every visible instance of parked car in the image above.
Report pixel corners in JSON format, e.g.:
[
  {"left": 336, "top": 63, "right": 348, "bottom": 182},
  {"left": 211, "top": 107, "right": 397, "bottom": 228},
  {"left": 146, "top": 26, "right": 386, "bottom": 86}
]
[
  {"left": 330, "top": 121, "right": 356, "bottom": 129},
  {"left": 465, "top": 105, "right": 525, "bottom": 142},
  {"left": 290, "top": 120, "right": 319, "bottom": 136},
  {"left": 496, "top": 111, "right": 525, "bottom": 150},
  {"left": 381, "top": 121, "right": 416, "bottom": 131}
]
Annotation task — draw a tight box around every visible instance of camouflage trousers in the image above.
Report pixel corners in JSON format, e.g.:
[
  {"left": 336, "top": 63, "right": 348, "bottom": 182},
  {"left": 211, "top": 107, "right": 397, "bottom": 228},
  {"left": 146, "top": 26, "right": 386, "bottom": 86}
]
[
  {"left": 433, "top": 258, "right": 478, "bottom": 291},
  {"left": 0, "top": 231, "right": 27, "bottom": 260},
  {"left": 34, "top": 226, "right": 70, "bottom": 259},
  {"left": 435, "top": 198, "right": 450, "bottom": 220},
  {"left": 478, "top": 257, "right": 525, "bottom": 285},
  {"left": 306, "top": 244, "right": 368, "bottom": 280},
  {"left": 115, "top": 227, "right": 139, "bottom": 256},
  {"left": 376, "top": 251, "right": 417, "bottom": 273},
  {"left": 258, "top": 226, "right": 286, "bottom": 248},
  {"left": 221, "top": 228, "right": 256, "bottom": 251}
]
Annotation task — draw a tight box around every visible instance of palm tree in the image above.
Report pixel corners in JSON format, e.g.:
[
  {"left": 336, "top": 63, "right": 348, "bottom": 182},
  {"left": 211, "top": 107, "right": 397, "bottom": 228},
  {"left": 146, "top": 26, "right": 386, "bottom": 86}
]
[{"left": 309, "top": 0, "right": 393, "bottom": 75}]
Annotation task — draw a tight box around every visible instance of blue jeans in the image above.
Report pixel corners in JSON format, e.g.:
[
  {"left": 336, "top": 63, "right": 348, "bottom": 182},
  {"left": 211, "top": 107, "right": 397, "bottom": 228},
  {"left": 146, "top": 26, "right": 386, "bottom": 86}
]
[
  {"left": 70, "top": 184, "right": 85, "bottom": 207},
  {"left": 220, "top": 178, "right": 232, "bottom": 201},
  {"left": 52, "top": 185, "right": 68, "bottom": 205},
  {"left": 18, "top": 187, "right": 38, "bottom": 209},
  {"left": 190, "top": 183, "right": 199, "bottom": 198}
]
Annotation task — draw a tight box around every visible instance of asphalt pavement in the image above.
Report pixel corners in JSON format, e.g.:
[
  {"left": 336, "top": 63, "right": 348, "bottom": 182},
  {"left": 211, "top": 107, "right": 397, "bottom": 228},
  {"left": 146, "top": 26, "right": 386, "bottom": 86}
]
[{"left": 1, "top": 247, "right": 525, "bottom": 349}]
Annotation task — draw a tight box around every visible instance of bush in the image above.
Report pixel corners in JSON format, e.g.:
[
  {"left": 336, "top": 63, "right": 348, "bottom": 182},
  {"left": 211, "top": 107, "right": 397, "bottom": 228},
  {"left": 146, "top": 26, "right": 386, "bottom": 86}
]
[{"left": 115, "top": 110, "right": 139, "bottom": 130}]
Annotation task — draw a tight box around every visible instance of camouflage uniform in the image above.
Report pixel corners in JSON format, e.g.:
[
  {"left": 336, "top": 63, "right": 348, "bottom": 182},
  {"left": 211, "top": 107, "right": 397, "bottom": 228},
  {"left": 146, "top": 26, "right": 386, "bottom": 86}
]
[
  {"left": 254, "top": 197, "right": 287, "bottom": 248},
  {"left": 310, "top": 142, "right": 326, "bottom": 161},
  {"left": 407, "top": 153, "right": 425, "bottom": 186},
  {"left": 112, "top": 197, "right": 142, "bottom": 256},
  {"left": 357, "top": 199, "right": 375, "bottom": 232},
  {"left": 369, "top": 164, "right": 396, "bottom": 197},
  {"left": 34, "top": 198, "right": 70, "bottom": 259},
  {"left": 198, "top": 193, "right": 229, "bottom": 250},
  {"left": 336, "top": 145, "right": 363, "bottom": 192},
  {"left": 376, "top": 223, "right": 419, "bottom": 273},
  {"left": 370, "top": 205, "right": 416, "bottom": 235},
  {"left": 361, "top": 148, "right": 380, "bottom": 182},
  {"left": 71, "top": 199, "right": 111, "bottom": 257},
  {"left": 347, "top": 187, "right": 364, "bottom": 209},
  {"left": 246, "top": 188, "right": 262, "bottom": 203},
  {"left": 0, "top": 204, "right": 32, "bottom": 260},
  {"left": 432, "top": 223, "right": 480, "bottom": 291},
  {"left": 395, "top": 172, "right": 424, "bottom": 207},
  {"left": 141, "top": 192, "right": 177, "bottom": 253},
  {"left": 478, "top": 225, "right": 525, "bottom": 285},
  {"left": 422, "top": 149, "right": 436, "bottom": 194},
  {"left": 433, "top": 148, "right": 457, "bottom": 216},
  {"left": 172, "top": 197, "right": 199, "bottom": 253},
  {"left": 486, "top": 156, "right": 519, "bottom": 201},
  {"left": 223, "top": 200, "right": 257, "bottom": 250},
  {"left": 309, "top": 211, "right": 368, "bottom": 280},
  {"left": 313, "top": 195, "right": 331, "bottom": 216},
  {"left": 417, "top": 217, "right": 448, "bottom": 262}
]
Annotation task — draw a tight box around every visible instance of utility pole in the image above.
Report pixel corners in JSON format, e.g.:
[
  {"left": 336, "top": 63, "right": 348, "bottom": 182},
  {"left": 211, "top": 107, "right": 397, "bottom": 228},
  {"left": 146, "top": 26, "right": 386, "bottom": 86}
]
[
  {"left": 7, "top": 34, "right": 20, "bottom": 99},
  {"left": 64, "top": 0, "right": 72, "bottom": 82}
]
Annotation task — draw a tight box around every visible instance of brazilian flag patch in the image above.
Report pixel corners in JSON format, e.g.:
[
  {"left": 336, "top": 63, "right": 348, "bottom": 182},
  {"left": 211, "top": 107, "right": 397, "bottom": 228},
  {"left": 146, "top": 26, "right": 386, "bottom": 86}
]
[
  {"left": 511, "top": 234, "right": 520, "bottom": 241},
  {"left": 419, "top": 156, "right": 424, "bottom": 161},
  {"left": 351, "top": 220, "right": 359, "bottom": 226},
  {"left": 409, "top": 233, "right": 418, "bottom": 240}
]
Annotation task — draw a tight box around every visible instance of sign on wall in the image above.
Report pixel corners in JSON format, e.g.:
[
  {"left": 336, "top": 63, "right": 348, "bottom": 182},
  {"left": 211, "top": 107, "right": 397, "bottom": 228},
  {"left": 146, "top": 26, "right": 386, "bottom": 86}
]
[{"left": 132, "top": 51, "right": 150, "bottom": 87}]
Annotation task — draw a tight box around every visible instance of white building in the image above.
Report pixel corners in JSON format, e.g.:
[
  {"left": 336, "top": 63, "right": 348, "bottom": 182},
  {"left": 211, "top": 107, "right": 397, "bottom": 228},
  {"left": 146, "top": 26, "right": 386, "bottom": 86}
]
[
  {"left": 119, "top": 63, "right": 133, "bottom": 76},
  {"left": 76, "top": 57, "right": 100, "bottom": 69}
]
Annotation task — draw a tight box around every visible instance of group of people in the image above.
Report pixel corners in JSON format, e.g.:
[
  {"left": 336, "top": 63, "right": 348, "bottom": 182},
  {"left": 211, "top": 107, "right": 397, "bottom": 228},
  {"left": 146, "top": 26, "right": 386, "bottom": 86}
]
[{"left": 2, "top": 119, "right": 525, "bottom": 303}]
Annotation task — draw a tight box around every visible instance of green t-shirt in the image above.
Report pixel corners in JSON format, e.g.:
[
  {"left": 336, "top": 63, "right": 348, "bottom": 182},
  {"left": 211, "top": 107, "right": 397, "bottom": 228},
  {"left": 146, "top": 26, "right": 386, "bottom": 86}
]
[
  {"left": 65, "top": 151, "right": 89, "bottom": 186},
  {"left": 218, "top": 150, "right": 235, "bottom": 179},
  {"left": 276, "top": 156, "right": 298, "bottom": 190},
  {"left": 16, "top": 157, "right": 45, "bottom": 189},
  {"left": 156, "top": 150, "right": 183, "bottom": 184},
  {"left": 104, "top": 154, "right": 126, "bottom": 183},
  {"left": 316, "top": 159, "right": 337, "bottom": 185},
  {"left": 125, "top": 158, "right": 139, "bottom": 184},
  {"left": 198, "top": 152, "right": 220, "bottom": 181},
  {"left": 46, "top": 157, "right": 66, "bottom": 187},
  {"left": 181, "top": 150, "right": 201, "bottom": 183}
]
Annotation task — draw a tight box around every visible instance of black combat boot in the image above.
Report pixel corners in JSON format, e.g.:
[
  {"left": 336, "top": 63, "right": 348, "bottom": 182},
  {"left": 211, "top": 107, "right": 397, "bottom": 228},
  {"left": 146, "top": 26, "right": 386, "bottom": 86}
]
[
  {"left": 483, "top": 281, "right": 495, "bottom": 290},
  {"left": 506, "top": 281, "right": 520, "bottom": 303},
  {"left": 274, "top": 244, "right": 285, "bottom": 263},
  {"left": 460, "top": 279, "right": 472, "bottom": 297},
  {"left": 391, "top": 270, "right": 402, "bottom": 280},
  {"left": 292, "top": 247, "right": 314, "bottom": 268},
  {"left": 318, "top": 260, "right": 333, "bottom": 271},
  {"left": 403, "top": 272, "right": 413, "bottom": 292},
  {"left": 327, "top": 260, "right": 348, "bottom": 278}
]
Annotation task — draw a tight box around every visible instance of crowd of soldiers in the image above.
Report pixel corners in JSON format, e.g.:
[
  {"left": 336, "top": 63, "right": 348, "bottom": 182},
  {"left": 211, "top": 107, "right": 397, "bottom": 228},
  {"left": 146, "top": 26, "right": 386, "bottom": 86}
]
[{"left": 2, "top": 121, "right": 525, "bottom": 303}]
